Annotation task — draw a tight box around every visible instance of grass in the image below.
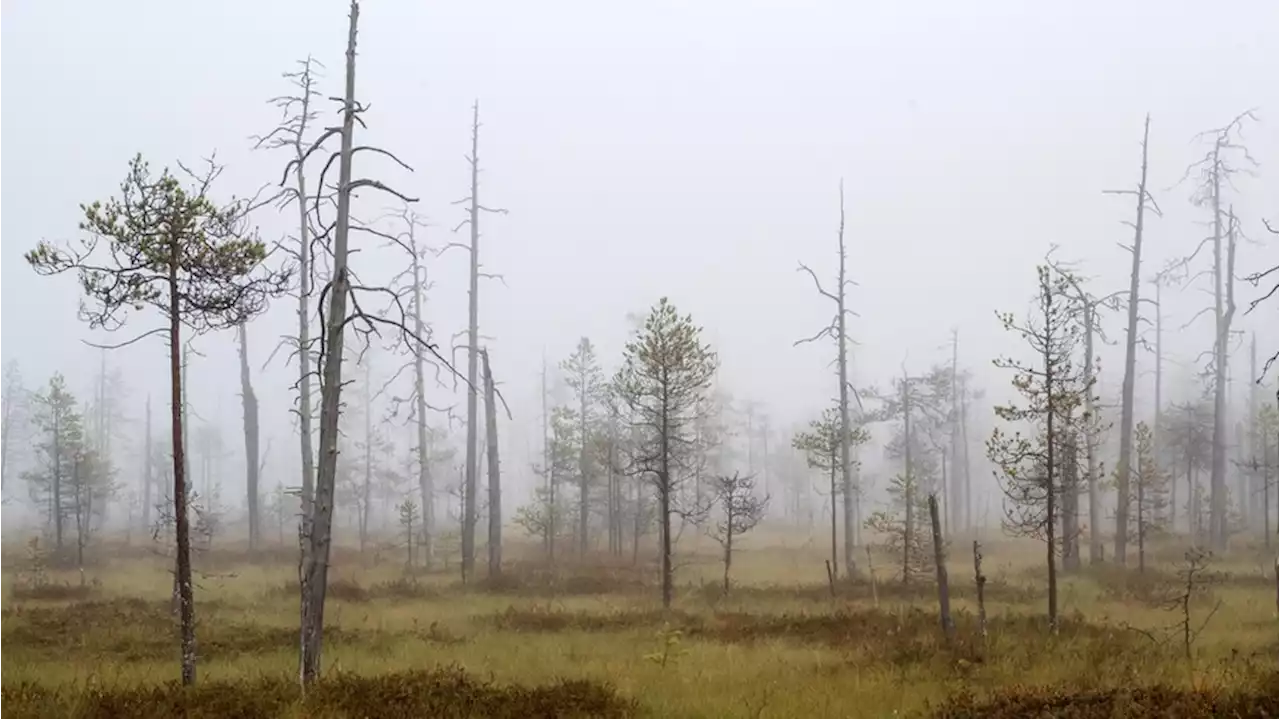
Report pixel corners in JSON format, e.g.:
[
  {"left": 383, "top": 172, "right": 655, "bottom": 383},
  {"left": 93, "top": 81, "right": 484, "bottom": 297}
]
[{"left": 2, "top": 529, "right": 1276, "bottom": 718}]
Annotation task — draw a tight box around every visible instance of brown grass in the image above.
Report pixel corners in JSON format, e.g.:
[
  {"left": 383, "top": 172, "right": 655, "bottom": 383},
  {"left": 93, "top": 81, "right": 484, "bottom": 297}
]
[{"left": 2, "top": 667, "right": 637, "bottom": 719}]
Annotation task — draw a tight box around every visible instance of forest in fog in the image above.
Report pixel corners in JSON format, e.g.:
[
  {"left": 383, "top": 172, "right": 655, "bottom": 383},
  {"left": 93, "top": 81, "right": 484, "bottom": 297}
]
[{"left": 0, "top": 0, "right": 1277, "bottom": 715}]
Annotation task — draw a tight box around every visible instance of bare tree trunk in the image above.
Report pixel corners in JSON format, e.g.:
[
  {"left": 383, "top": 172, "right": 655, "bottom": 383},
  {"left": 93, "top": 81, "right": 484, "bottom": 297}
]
[
  {"left": 1154, "top": 281, "right": 1166, "bottom": 528},
  {"left": 1062, "top": 432, "right": 1080, "bottom": 571},
  {"left": 1247, "top": 334, "right": 1257, "bottom": 531},
  {"left": 829, "top": 458, "right": 838, "bottom": 581},
  {"left": 949, "top": 329, "right": 963, "bottom": 534},
  {"left": 1210, "top": 210, "right": 1237, "bottom": 550},
  {"left": 1115, "top": 115, "right": 1153, "bottom": 566},
  {"left": 902, "top": 373, "right": 913, "bottom": 585},
  {"left": 292, "top": 77, "right": 317, "bottom": 523},
  {"left": 578, "top": 365, "right": 590, "bottom": 557},
  {"left": 300, "top": 0, "right": 360, "bottom": 687},
  {"left": 238, "top": 324, "right": 261, "bottom": 553},
  {"left": 1082, "top": 310, "right": 1103, "bottom": 564},
  {"left": 928, "top": 494, "right": 954, "bottom": 642},
  {"left": 408, "top": 227, "right": 434, "bottom": 568},
  {"left": 482, "top": 349, "right": 502, "bottom": 578},
  {"left": 961, "top": 377, "right": 973, "bottom": 532},
  {"left": 169, "top": 249, "right": 196, "bottom": 685},
  {"left": 835, "top": 185, "right": 857, "bottom": 579},
  {"left": 461, "top": 102, "right": 484, "bottom": 582}
]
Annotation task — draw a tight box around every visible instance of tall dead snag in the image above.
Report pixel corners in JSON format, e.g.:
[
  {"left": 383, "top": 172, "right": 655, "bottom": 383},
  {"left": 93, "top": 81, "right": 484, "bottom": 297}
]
[
  {"left": 253, "top": 56, "right": 324, "bottom": 521},
  {"left": 615, "top": 298, "right": 718, "bottom": 609},
  {"left": 709, "top": 471, "right": 768, "bottom": 594},
  {"left": 796, "top": 179, "right": 860, "bottom": 577},
  {"left": 1174, "top": 111, "right": 1256, "bottom": 551},
  {"left": 27, "top": 155, "right": 286, "bottom": 684},
  {"left": 378, "top": 207, "right": 448, "bottom": 569},
  {"left": 442, "top": 101, "right": 507, "bottom": 582},
  {"left": 1104, "top": 114, "right": 1161, "bottom": 566},
  {"left": 481, "top": 348, "right": 503, "bottom": 578},
  {"left": 237, "top": 324, "right": 261, "bottom": 552},
  {"left": 283, "top": 0, "right": 438, "bottom": 687},
  {"left": 988, "top": 265, "right": 1093, "bottom": 632},
  {"left": 927, "top": 494, "right": 954, "bottom": 642}
]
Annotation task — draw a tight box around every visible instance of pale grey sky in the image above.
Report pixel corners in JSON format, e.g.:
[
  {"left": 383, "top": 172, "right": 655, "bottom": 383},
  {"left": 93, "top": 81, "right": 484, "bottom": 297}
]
[{"left": 2, "top": 0, "right": 1277, "bottom": 512}]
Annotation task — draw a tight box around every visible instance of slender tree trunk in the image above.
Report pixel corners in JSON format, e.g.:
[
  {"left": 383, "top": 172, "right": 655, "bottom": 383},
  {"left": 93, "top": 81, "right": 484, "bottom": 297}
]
[
  {"left": 829, "top": 458, "right": 838, "bottom": 581},
  {"left": 238, "top": 325, "right": 261, "bottom": 553},
  {"left": 300, "top": 0, "right": 359, "bottom": 686},
  {"left": 836, "top": 183, "right": 856, "bottom": 579},
  {"left": 973, "top": 540, "right": 987, "bottom": 638},
  {"left": 928, "top": 494, "right": 954, "bottom": 642},
  {"left": 293, "top": 103, "right": 316, "bottom": 523},
  {"left": 902, "top": 375, "right": 913, "bottom": 584},
  {"left": 461, "top": 101, "right": 484, "bottom": 582},
  {"left": 408, "top": 234, "right": 434, "bottom": 569},
  {"left": 169, "top": 252, "right": 196, "bottom": 685},
  {"left": 578, "top": 367, "right": 589, "bottom": 557},
  {"left": 482, "top": 349, "right": 502, "bottom": 577},
  {"left": 1115, "top": 114, "right": 1152, "bottom": 566},
  {"left": 1044, "top": 295, "right": 1059, "bottom": 632},
  {"left": 1154, "top": 282, "right": 1166, "bottom": 528},
  {"left": 1210, "top": 207, "right": 1236, "bottom": 550},
  {"left": 660, "top": 410, "right": 674, "bottom": 609},
  {"left": 961, "top": 378, "right": 973, "bottom": 532},
  {"left": 1083, "top": 310, "right": 1103, "bottom": 564}
]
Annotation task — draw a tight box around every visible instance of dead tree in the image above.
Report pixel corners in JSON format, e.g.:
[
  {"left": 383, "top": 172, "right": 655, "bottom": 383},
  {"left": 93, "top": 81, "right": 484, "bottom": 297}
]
[
  {"left": 441, "top": 101, "right": 507, "bottom": 582},
  {"left": 281, "top": 0, "right": 451, "bottom": 687},
  {"left": 481, "top": 348, "right": 502, "bottom": 578},
  {"left": 253, "top": 56, "right": 325, "bottom": 519},
  {"left": 27, "top": 155, "right": 287, "bottom": 685},
  {"left": 796, "top": 179, "right": 860, "bottom": 577},
  {"left": 374, "top": 207, "right": 451, "bottom": 569},
  {"left": 1245, "top": 219, "right": 1278, "bottom": 383},
  {"left": 1172, "top": 111, "right": 1256, "bottom": 550},
  {"left": 237, "top": 324, "right": 262, "bottom": 552},
  {"left": 1103, "top": 113, "right": 1161, "bottom": 566},
  {"left": 927, "top": 494, "right": 954, "bottom": 642}
]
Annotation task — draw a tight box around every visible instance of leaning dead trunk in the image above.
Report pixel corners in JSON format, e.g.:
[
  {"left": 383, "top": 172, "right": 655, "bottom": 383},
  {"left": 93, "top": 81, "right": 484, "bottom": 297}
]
[
  {"left": 300, "top": 0, "right": 360, "bottom": 687},
  {"left": 482, "top": 349, "right": 502, "bottom": 578},
  {"left": 928, "top": 494, "right": 954, "bottom": 643},
  {"left": 237, "top": 324, "right": 261, "bottom": 553}
]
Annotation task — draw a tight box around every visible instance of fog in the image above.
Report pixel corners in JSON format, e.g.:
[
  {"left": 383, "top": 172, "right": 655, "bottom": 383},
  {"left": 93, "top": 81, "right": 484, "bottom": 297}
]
[{"left": 2, "top": 0, "right": 1276, "bottom": 530}]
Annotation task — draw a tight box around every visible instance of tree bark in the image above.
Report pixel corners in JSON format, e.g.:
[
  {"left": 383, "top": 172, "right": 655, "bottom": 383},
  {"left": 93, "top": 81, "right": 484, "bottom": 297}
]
[
  {"left": 482, "top": 349, "right": 502, "bottom": 578},
  {"left": 408, "top": 225, "right": 434, "bottom": 569},
  {"left": 928, "top": 494, "right": 954, "bottom": 642},
  {"left": 169, "top": 241, "right": 196, "bottom": 685},
  {"left": 300, "top": 0, "right": 359, "bottom": 687},
  {"left": 462, "top": 101, "right": 483, "bottom": 582},
  {"left": 836, "top": 184, "right": 856, "bottom": 579},
  {"left": 237, "top": 324, "right": 261, "bottom": 553},
  {"left": 1115, "top": 114, "right": 1152, "bottom": 565}
]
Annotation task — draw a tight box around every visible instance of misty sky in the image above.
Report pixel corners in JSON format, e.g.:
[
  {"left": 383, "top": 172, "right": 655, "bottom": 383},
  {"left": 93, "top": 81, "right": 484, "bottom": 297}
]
[{"left": 2, "top": 0, "right": 1277, "bottom": 510}]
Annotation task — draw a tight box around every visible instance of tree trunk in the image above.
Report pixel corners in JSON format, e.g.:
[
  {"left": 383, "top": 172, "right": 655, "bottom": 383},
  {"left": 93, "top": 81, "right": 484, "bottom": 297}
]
[
  {"left": 578, "top": 367, "right": 589, "bottom": 557},
  {"left": 973, "top": 540, "right": 987, "bottom": 638},
  {"left": 960, "top": 378, "right": 973, "bottom": 532},
  {"left": 300, "top": 0, "right": 359, "bottom": 687},
  {"left": 410, "top": 232, "right": 433, "bottom": 568},
  {"left": 238, "top": 324, "right": 261, "bottom": 553},
  {"left": 169, "top": 248, "right": 196, "bottom": 685},
  {"left": 461, "top": 101, "right": 483, "bottom": 582},
  {"left": 1210, "top": 207, "right": 1236, "bottom": 550},
  {"left": 482, "top": 349, "right": 502, "bottom": 578},
  {"left": 902, "top": 374, "right": 913, "bottom": 585},
  {"left": 293, "top": 95, "right": 317, "bottom": 525},
  {"left": 660, "top": 411, "right": 674, "bottom": 609},
  {"left": 829, "top": 458, "right": 838, "bottom": 581},
  {"left": 928, "top": 494, "right": 954, "bottom": 642},
  {"left": 836, "top": 183, "right": 856, "bottom": 579},
  {"left": 1083, "top": 310, "right": 1103, "bottom": 564},
  {"left": 1115, "top": 114, "right": 1152, "bottom": 566}
]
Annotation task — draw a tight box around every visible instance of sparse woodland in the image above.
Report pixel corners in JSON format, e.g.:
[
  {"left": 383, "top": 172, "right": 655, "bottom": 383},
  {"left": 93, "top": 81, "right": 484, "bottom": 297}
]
[{"left": 1, "top": 2, "right": 1277, "bottom": 718}]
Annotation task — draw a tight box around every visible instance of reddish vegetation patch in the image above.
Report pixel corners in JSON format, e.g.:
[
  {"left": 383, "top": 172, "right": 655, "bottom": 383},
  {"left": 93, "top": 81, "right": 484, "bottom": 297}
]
[
  {"left": 930, "top": 679, "right": 1279, "bottom": 719},
  {"left": 2, "top": 667, "right": 637, "bottom": 719}
]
